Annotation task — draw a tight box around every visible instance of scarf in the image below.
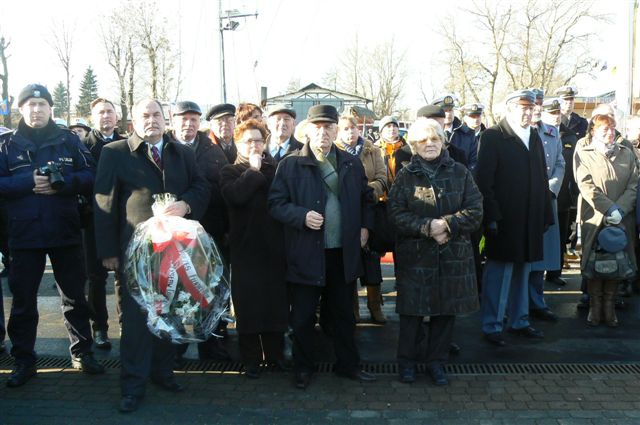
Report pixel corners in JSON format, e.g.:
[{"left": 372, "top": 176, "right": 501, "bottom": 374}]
[
  {"left": 343, "top": 137, "right": 364, "bottom": 156},
  {"left": 384, "top": 139, "right": 404, "bottom": 178}
]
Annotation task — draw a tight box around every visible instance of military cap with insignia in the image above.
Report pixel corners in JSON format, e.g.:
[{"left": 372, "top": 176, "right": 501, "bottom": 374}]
[
  {"left": 504, "top": 89, "right": 536, "bottom": 105},
  {"left": 268, "top": 103, "right": 296, "bottom": 119},
  {"left": 555, "top": 85, "right": 578, "bottom": 99},
  {"left": 18, "top": 83, "right": 54, "bottom": 107},
  {"left": 431, "top": 94, "right": 458, "bottom": 109},
  {"left": 307, "top": 104, "right": 339, "bottom": 123},
  {"left": 417, "top": 105, "right": 446, "bottom": 119},
  {"left": 542, "top": 98, "right": 561, "bottom": 112},
  {"left": 529, "top": 88, "right": 545, "bottom": 100},
  {"left": 206, "top": 103, "right": 236, "bottom": 121},
  {"left": 174, "top": 101, "right": 202, "bottom": 116},
  {"left": 460, "top": 103, "right": 485, "bottom": 116}
]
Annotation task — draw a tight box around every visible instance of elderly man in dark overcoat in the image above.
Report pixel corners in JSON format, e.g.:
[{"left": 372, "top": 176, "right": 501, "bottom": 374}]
[
  {"left": 94, "top": 99, "right": 209, "bottom": 413},
  {"left": 268, "top": 104, "right": 376, "bottom": 389},
  {"left": 475, "top": 90, "right": 554, "bottom": 347}
]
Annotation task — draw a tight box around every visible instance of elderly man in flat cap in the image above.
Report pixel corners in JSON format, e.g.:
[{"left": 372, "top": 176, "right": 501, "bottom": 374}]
[
  {"left": 269, "top": 104, "right": 376, "bottom": 389},
  {"left": 267, "top": 104, "right": 302, "bottom": 162},
  {"left": 168, "top": 101, "right": 231, "bottom": 364},
  {"left": 207, "top": 103, "right": 237, "bottom": 163},
  {"left": 475, "top": 89, "right": 554, "bottom": 347}
]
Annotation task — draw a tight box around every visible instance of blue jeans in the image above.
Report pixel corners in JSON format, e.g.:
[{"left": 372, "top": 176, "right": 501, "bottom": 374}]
[{"left": 481, "top": 260, "right": 531, "bottom": 334}]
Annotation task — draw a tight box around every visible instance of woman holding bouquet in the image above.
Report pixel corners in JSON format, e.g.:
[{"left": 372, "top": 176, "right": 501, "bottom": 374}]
[{"left": 221, "top": 119, "right": 289, "bottom": 378}]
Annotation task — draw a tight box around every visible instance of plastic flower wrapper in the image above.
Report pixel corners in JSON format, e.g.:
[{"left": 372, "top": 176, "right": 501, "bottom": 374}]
[{"left": 125, "top": 193, "right": 231, "bottom": 343}]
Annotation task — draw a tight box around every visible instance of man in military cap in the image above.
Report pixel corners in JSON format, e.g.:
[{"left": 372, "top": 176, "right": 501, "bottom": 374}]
[
  {"left": 556, "top": 85, "right": 588, "bottom": 140},
  {"left": 168, "top": 101, "right": 231, "bottom": 363},
  {"left": 82, "top": 98, "right": 128, "bottom": 350},
  {"left": 1, "top": 84, "right": 105, "bottom": 387},
  {"left": 206, "top": 103, "right": 237, "bottom": 163},
  {"left": 267, "top": 104, "right": 302, "bottom": 162},
  {"left": 475, "top": 89, "right": 554, "bottom": 347},
  {"left": 431, "top": 95, "right": 478, "bottom": 170},
  {"left": 528, "top": 96, "right": 566, "bottom": 323},
  {"left": 269, "top": 104, "right": 376, "bottom": 389},
  {"left": 461, "top": 103, "right": 486, "bottom": 142}
]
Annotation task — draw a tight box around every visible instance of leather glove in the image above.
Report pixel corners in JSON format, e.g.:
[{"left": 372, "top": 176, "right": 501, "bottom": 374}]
[
  {"left": 486, "top": 221, "right": 498, "bottom": 237},
  {"left": 605, "top": 209, "right": 622, "bottom": 225}
]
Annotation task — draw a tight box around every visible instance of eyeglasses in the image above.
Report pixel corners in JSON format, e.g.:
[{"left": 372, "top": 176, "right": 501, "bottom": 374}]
[
  {"left": 415, "top": 138, "right": 442, "bottom": 145},
  {"left": 239, "top": 138, "right": 265, "bottom": 145}
]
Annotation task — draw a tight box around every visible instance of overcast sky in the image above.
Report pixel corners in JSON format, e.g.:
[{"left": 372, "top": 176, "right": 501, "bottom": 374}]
[{"left": 1, "top": 0, "right": 632, "bottom": 113}]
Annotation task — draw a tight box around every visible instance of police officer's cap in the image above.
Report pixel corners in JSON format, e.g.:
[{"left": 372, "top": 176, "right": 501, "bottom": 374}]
[
  {"left": 542, "top": 98, "right": 561, "bottom": 113},
  {"left": 417, "top": 105, "right": 446, "bottom": 119},
  {"left": 504, "top": 89, "right": 536, "bottom": 105},
  {"left": 174, "top": 101, "right": 202, "bottom": 116},
  {"left": 307, "top": 105, "right": 339, "bottom": 124},
  {"left": 431, "top": 94, "right": 458, "bottom": 109},
  {"left": 555, "top": 85, "right": 578, "bottom": 99},
  {"left": 18, "top": 84, "right": 53, "bottom": 107},
  {"left": 529, "top": 88, "right": 545, "bottom": 100},
  {"left": 206, "top": 103, "right": 236, "bottom": 121},
  {"left": 268, "top": 103, "right": 296, "bottom": 119},
  {"left": 378, "top": 115, "right": 399, "bottom": 130},
  {"left": 460, "top": 103, "right": 484, "bottom": 116}
]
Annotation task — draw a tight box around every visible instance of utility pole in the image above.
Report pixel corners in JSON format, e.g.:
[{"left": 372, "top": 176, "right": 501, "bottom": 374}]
[{"left": 218, "top": 0, "right": 257, "bottom": 103}]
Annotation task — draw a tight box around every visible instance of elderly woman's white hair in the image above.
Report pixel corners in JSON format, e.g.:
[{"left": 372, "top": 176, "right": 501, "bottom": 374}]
[{"left": 406, "top": 118, "right": 446, "bottom": 154}]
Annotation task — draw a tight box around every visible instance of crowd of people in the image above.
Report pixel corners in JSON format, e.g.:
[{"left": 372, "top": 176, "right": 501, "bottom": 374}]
[{"left": 1, "top": 81, "right": 640, "bottom": 414}]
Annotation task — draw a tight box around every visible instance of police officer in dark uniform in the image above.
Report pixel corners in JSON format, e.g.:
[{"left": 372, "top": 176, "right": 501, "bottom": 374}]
[
  {"left": 556, "top": 85, "right": 588, "bottom": 141},
  {"left": 431, "top": 95, "right": 478, "bottom": 170},
  {"left": 1, "top": 84, "right": 105, "bottom": 388},
  {"left": 461, "top": 103, "right": 487, "bottom": 144},
  {"left": 82, "top": 98, "right": 127, "bottom": 350}
]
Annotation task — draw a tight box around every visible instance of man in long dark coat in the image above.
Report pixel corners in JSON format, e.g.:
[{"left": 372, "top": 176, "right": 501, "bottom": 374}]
[{"left": 475, "top": 90, "right": 553, "bottom": 347}]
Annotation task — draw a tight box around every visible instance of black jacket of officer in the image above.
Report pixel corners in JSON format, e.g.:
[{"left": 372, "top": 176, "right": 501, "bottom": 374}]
[{"left": 0, "top": 120, "right": 95, "bottom": 249}]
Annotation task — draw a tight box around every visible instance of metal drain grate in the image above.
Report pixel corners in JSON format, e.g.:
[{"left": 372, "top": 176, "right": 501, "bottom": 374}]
[{"left": 1, "top": 354, "right": 639, "bottom": 375}]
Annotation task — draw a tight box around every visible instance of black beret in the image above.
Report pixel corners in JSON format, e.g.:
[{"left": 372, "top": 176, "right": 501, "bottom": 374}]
[
  {"left": 417, "top": 105, "right": 446, "bottom": 119},
  {"left": 174, "top": 101, "right": 202, "bottom": 116},
  {"left": 18, "top": 84, "right": 53, "bottom": 107},
  {"left": 307, "top": 104, "right": 338, "bottom": 124},
  {"left": 206, "top": 103, "right": 236, "bottom": 121}
]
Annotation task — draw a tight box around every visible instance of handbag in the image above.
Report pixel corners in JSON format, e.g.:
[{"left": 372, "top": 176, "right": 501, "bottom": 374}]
[
  {"left": 583, "top": 224, "right": 635, "bottom": 280},
  {"left": 368, "top": 201, "right": 396, "bottom": 253}
]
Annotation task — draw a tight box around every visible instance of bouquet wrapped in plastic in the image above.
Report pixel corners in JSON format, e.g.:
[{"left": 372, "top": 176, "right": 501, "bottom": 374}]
[{"left": 124, "top": 193, "right": 230, "bottom": 343}]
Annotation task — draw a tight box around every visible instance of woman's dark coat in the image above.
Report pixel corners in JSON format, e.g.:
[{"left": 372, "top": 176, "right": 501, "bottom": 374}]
[
  {"left": 475, "top": 118, "right": 554, "bottom": 263},
  {"left": 220, "top": 159, "right": 288, "bottom": 334},
  {"left": 388, "top": 153, "right": 482, "bottom": 316},
  {"left": 268, "top": 143, "right": 374, "bottom": 286}
]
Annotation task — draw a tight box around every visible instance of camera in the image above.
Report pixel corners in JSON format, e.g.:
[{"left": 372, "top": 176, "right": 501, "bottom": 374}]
[{"left": 36, "top": 161, "right": 65, "bottom": 191}]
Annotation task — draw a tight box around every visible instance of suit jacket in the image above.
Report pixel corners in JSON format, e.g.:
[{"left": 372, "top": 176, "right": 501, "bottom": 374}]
[
  {"left": 93, "top": 132, "right": 210, "bottom": 259},
  {"left": 269, "top": 135, "right": 304, "bottom": 163},
  {"left": 210, "top": 131, "right": 237, "bottom": 164}
]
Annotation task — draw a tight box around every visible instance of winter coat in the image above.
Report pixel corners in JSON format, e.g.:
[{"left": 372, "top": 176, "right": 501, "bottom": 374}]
[
  {"left": 210, "top": 131, "right": 237, "bottom": 164},
  {"left": 268, "top": 135, "right": 304, "bottom": 163},
  {"left": 268, "top": 143, "right": 375, "bottom": 286},
  {"left": 220, "top": 159, "right": 288, "bottom": 334},
  {"left": 83, "top": 128, "right": 126, "bottom": 164},
  {"left": 574, "top": 138, "right": 638, "bottom": 272},
  {"left": 556, "top": 123, "right": 579, "bottom": 212},
  {"left": 475, "top": 118, "right": 554, "bottom": 263},
  {"left": 94, "top": 133, "right": 210, "bottom": 258},
  {"left": 388, "top": 152, "right": 482, "bottom": 316},
  {"left": 0, "top": 120, "right": 95, "bottom": 249},
  {"left": 335, "top": 137, "right": 388, "bottom": 200},
  {"left": 448, "top": 119, "right": 479, "bottom": 171}
]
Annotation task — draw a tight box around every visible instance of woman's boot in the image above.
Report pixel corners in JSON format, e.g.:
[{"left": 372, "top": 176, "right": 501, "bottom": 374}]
[
  {"left": 586, "top": 279, "right": 603, "bottom": 326},
  {"left": 603, "top": 281, "right": 620, "bottom": 327},
  {"left": 353, "top": 284, "right": 361, "bottom": 323},
  {"left": 366, "top": 285, "right": 387, "bottom": 324}
]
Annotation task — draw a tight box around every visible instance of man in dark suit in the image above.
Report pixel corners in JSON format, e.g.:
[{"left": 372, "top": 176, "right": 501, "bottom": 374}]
[
  {"left": 475, "top": 89, "right": 554, "bottom": 347},
  {"left": 556, "top": 86, "right": 588, "bottom": 141},
  {"left": 269, "top": 105, "right": 376, "bottom": 389},
  {"left": 94, "top": 99, "right": 209, "bottom": 413},
  {"left": 267, "top": 104, "right": 303, "bottom": 162}
]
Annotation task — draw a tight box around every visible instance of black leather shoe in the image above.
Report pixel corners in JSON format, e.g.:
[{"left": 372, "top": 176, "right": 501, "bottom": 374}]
[
  {"left": 150, "top": 376, "right": 184, "bottom": 392},
  {"left": 426, "top": 364, "right": 449, "bottom": 386},
  {"left": 449, "top": 342, "right": 461, "bottom": 355},
  {"left": 294, "top": 371, "right": 312, "bottom": 389},
  {"left": 93, "top": 330, "right": 112, "bottom": 350},
  {"left": 71, "top": 353, "right": 106, "bottom": 375},
  {"left": 484, "top": 332, "right": 506, "bottom": 347},
  {"left": 508, "top": 326, "right": 544, "bottom": 339},
  {"left": 119, "top": 395, "right": 139, "bottom": 413},
  {"left": 245, "top": 364, "right": 260, "bottom": 379},
  {"left": 6, "top": 364, "right": 37, "bottom": 388},
  {"left": 530, "top": 308, "right": 558, "bottom": 322},
  {"left": 398, "top": 365, "right": 416, "bottom": 383},
  {"left": 335, "top": 369, "right": 377, "bottom": 382},
  {"left": 545, "top": 276, "right": 567, "bottom": 286}
]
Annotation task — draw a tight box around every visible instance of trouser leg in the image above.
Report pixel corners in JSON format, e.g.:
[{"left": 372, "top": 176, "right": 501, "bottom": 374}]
[
  {"left": 481, "top": 260, "right": 513, "bottom": 334},
  {"left": 507, "top": 262, "right": 532, "bottom": 330},
  {"left": 397, "top": 314, "right": 424, "bottom": 367},
  {"left": 238, "top": 333, "right": 262, "bottom": 365},
  {"left": 289, "top": 283, "right": 322, "bottom": 374},
  {"left": 260, "top": 332, "right": 285, "bottom": 363},
  {"left": 528, "top": 270, "right": 547, "bottom": 310},
  {"left": 425, "top": 315, "right": 455, "bottom": 366},
  {"left": 83, "top": 225, "right": 109, "bottom": 332}
]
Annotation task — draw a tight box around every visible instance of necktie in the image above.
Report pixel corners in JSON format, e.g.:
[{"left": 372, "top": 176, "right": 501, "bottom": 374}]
[
  {"left": 151, "top": 145, "right": 163, "bottom": 170},
  {"left": 274, "top": 147, "right": 283, "bottom": 161}
]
